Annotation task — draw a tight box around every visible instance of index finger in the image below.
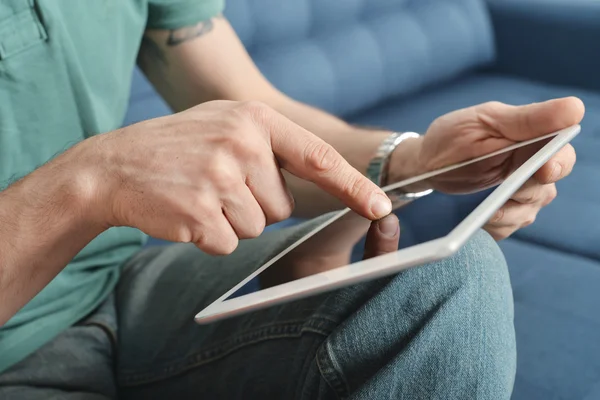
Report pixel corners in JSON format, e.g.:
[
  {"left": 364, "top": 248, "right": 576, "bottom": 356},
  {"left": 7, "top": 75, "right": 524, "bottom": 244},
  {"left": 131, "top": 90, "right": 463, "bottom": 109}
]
[{"left": 259, "top": 108, "right": 392, "bottom": 220}]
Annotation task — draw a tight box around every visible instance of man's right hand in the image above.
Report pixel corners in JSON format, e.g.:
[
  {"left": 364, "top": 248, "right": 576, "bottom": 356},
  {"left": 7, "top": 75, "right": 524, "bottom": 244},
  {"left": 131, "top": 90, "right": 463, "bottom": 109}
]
[{"left": 83, "top": 100, "right": 391, "bottom": 255}]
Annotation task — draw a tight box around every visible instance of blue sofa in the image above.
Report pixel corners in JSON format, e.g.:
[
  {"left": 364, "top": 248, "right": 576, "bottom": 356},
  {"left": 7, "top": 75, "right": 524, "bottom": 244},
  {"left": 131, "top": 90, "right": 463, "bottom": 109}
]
[{"left": 125, "top": 0, "right": 600, "bottom": 398}]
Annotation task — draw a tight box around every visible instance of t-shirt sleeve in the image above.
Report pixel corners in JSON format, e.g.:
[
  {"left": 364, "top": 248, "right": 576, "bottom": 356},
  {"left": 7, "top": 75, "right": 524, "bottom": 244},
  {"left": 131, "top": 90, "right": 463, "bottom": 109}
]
[{"left": 147, "top": 0, "right": 225, "bottom": 30}]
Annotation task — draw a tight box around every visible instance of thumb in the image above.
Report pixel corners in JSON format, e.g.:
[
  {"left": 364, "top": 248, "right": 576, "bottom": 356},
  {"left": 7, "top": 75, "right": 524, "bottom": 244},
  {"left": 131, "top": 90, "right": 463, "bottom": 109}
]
[
  {"left": 363, "top": 214, "right": 400, "bottom": 260},
  {"left": 481, "top": 97, "right": 584, "bottom": 141}
]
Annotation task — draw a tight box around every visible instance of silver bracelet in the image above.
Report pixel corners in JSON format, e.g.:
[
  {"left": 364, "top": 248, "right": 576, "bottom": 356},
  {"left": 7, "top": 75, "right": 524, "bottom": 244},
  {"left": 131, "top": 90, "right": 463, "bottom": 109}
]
[
  {"left": 367, "top": 132, "right": 420, "bottom": 187},
  {"left": 366, "top": 132, "right": 433, "bottom": 202}
]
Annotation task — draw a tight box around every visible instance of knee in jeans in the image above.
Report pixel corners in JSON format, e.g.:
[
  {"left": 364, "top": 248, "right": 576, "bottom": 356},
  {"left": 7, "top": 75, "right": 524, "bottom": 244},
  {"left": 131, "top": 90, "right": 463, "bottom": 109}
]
[
  {"left": 411, "top": 229, "right": 515, "bottom": 384},
  {"left": 450, "top": 229, "right": 516, "bottom": 388},
  {"left": 422, "top": 229, "right": 513, "bottom": 323},
  {"left": 379, "top": 229, "right": 514, "bottom": 331},
  {"left": 454, "top": 229, "right": 513, "bottom": 310},
  {"left": 324, "top": 230, "right": 516, "bottom": 398},
  {"left": 386, "top": 229, "right": 515, "bottom": 390}
]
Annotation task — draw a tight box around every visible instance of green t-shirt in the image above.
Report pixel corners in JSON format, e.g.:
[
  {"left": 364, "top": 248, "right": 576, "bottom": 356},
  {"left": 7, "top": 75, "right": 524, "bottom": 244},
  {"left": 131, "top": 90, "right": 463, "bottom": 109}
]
[{"left": 0, "top": 0, "right": 224, "bottom": 373}]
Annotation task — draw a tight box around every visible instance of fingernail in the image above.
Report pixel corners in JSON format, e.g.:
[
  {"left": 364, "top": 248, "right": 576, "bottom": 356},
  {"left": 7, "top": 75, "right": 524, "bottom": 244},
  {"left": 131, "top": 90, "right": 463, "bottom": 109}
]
[
  {"left": 378, "top": 216, "right": 399, "bottom": 238},
  {"left": 370, "top": 193, "right": 392, "bottom": 219},
  {"left": 551, "top": 162, "right": 563, "bottom": 181}
]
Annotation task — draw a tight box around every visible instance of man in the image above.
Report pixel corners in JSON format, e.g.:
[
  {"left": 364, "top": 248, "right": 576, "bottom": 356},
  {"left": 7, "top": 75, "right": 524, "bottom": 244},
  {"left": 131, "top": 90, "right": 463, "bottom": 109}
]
[{"left": 0, "top": 1, "right": 583, "bottom": 399}]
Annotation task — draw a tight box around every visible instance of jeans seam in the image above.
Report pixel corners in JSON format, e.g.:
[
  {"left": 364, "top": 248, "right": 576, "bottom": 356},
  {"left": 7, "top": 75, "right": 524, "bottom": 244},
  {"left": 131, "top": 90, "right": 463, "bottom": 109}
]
[
  {"left": 315, "top": 340, "right": 350, "bottom": 399},
  {"left": 83, "top": 321, "right": 118, "bottom": 353},
  {"left": 119, "top": 318, "right": 335, "bottom": 387}
]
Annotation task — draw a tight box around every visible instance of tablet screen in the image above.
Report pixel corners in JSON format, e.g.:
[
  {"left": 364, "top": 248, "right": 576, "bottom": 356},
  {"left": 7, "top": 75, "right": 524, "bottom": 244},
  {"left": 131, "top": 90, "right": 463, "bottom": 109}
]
[{"left": 224, "top": 135, "right": 555, "bottom": 300}]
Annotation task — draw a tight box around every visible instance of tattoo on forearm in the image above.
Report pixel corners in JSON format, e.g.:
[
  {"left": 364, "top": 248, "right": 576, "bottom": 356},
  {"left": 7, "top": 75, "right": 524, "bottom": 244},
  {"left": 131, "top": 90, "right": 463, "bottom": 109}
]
[
  {"left": 167, "top": 15, "right": 221, "bottom": 46},
  {"left": 137, "top": 15, "right": 222, "bottom": 70}
]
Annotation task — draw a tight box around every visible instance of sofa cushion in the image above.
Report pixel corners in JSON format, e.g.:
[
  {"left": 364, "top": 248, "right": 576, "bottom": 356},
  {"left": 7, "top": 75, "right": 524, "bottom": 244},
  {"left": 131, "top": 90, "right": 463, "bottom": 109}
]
[
  {"left": 350, "top": 72, "right": 600, "bottom": 263},
  {"left": 501, "top": 239, "right": 600, "bottom": 400},
  {"left": 223, "top": 0, "right": 495, "bottom": 117}
]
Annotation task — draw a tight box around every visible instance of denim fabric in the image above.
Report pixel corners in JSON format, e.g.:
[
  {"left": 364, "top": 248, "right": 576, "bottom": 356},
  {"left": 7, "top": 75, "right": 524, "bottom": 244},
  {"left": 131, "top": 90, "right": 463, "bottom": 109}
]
[{"left": 0, "top": 225, "right": 515, "bottom": 399}]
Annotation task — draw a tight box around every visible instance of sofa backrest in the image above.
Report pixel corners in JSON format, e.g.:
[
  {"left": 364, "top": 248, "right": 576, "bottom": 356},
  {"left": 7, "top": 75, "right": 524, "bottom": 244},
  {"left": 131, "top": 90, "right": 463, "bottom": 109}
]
[{"left": 225, "top": 0, "right": 496, "bottom": 117}]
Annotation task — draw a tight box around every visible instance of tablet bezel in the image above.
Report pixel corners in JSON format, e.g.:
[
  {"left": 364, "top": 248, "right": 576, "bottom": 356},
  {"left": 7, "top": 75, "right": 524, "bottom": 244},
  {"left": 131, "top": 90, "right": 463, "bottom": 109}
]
[{"left": 195, "top": 125, "right": 580, "bottom": 324}]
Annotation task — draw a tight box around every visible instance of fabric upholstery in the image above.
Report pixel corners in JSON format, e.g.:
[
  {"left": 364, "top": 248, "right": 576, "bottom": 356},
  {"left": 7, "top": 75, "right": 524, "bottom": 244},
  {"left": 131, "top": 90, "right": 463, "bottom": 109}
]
[
  {"left": 225, "top": 0, "right": 495, "bottom": 116},
  {"left": 487, "top": 0, "right": 600, "bottom": 93},
  {"left": 502, "top": 239, "right": 600, "bottom": 400}
]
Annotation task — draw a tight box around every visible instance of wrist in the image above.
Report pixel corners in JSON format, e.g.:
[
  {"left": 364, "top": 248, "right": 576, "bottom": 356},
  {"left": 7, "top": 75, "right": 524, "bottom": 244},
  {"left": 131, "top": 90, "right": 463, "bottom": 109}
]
[
  {"left": 386, "top": 135, "right": 425, "bottom": 184},
  {"left": 0, "top": 144, "right": 107, "bottom": 253},
  {"left": 48, "top": 137, "right": 113, "bottom": 231}
]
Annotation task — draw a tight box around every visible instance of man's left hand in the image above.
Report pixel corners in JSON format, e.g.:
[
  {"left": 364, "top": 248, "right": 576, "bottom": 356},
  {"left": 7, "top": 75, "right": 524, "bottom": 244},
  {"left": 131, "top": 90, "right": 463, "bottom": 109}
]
[{"left": 390, "top": 97, "right": 584, "bottom": 240}]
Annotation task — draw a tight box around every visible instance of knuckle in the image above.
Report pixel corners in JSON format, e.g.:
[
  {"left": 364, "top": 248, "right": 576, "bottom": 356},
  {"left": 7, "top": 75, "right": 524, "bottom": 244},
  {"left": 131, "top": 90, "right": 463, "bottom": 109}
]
[
  {"left": 238, "top": 100, "right": 271, "bottom": 120},
  {"left": 191, "top": 228, "right": 209, "bottom": 249},
  {"left": 343, "top": 176, "right": 370, "bottom": 201},
  {"left": 267, "top": 196, "right": 295, "bottom": 223},
  {"left": 479, "top": 101, "right": 507, "bottom": 120},
  {"left": 486, "top": 100, "right": 503, "bottom": 108},
  {"left": 243, "top": 141, "right": 270, "bottom": 165},
  {"left": 243, "top": 217, "right": 266, "bottom": 239},
  {"left": 481, "top": 101, "right": 504, "bottom": 111},
  {"left": 196, "top": 233, "right": 239, "bottom": 255},
  {"left": 218, "top": 238, "right": 240, "bottom": 255},
  {"left": 491, "top": 208, "right": 505, "bottom": 224},
  {"left": 186, "top": 214, "right": 211, "bottom": 241},
  {"left": 208, "top": 166, "right": 240, "bottom": 190},
  {"left": 522, "top": 215, "right": 536, "bottom": 227},
  {"left": 223, "top": 112, "right": 246, "bottom": 131},
  {"left": 189, "top": 194, "right": 214, "bottom": 216},
  {"left": 170, "top": 225, "right": 194, "bottom": 243},
  {"left": 219, "top": 110, "right": 256, "bottom": 139},
  {"left": 544, "top": 185, "right": 558, "bottom": 206},
  {"left": 520, "top": 187, "right": 539, "bottom": 204},
  {"left": 304, "top": 142, "right": 341, "bottom": 173},
  {"left": 522, "top": 193, "right": 537, "bottom": 204},
  {"left": 222, "top": 115, "right": 254, "bottom": 141}
]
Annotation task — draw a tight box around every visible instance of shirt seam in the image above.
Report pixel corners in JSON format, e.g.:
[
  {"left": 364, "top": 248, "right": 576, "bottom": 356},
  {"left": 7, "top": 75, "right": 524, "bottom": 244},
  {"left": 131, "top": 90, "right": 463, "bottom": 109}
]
[{"left": 146, "top": 0, "right": 225, "bottom": 30}]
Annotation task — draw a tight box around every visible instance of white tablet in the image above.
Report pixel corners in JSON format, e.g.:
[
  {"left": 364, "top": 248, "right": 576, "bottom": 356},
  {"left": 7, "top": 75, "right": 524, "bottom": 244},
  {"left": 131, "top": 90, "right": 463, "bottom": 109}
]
[{"left": 195, "top": 125, "right": 580, "bottom": 325}]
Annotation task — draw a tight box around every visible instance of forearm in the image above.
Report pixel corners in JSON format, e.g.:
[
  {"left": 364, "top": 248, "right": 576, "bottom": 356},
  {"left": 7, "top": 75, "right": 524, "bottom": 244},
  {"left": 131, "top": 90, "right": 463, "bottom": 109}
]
[
  {"left": 138, "top": 18, "right": 282, "bottom": 113},
  {"left": 0, "top": 145, "right": 104, "bottom": 325}
]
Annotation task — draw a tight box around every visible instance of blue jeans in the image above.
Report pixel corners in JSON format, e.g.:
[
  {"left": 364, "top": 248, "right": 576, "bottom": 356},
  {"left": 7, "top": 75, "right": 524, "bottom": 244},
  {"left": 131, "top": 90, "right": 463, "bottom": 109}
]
[{"left": 0, "top": 225, "right": 516, "bottom": 399}]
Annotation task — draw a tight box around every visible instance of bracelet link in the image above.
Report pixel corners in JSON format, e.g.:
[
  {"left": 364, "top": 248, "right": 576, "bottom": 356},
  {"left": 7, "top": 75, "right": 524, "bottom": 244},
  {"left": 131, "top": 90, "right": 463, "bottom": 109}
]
[
  {"left": 366, "top": 132, "right": 421, "bottom": 187},
  {"left": 367, "top": 132, "right": 433, "bottom": 206}
]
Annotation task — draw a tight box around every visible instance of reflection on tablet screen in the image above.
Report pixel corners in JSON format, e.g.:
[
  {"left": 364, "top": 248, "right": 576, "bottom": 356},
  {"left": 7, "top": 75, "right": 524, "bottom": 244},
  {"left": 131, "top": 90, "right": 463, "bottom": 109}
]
[{"left": 225, "top": 135, "right": 554, "bottom": 300}]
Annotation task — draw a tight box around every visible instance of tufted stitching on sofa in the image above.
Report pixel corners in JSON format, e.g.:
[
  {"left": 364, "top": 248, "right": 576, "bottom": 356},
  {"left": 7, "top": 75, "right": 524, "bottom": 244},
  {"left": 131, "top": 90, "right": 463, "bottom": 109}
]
[{"left": 225, "top": 0, "right": 495, "bottom": 116}]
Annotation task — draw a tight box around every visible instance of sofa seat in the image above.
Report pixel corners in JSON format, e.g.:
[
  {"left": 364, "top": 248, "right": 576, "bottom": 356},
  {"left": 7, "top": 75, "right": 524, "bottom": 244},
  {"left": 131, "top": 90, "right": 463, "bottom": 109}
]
[{"left": 502, "top": 239, "right": 600, "bottom": 400}]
